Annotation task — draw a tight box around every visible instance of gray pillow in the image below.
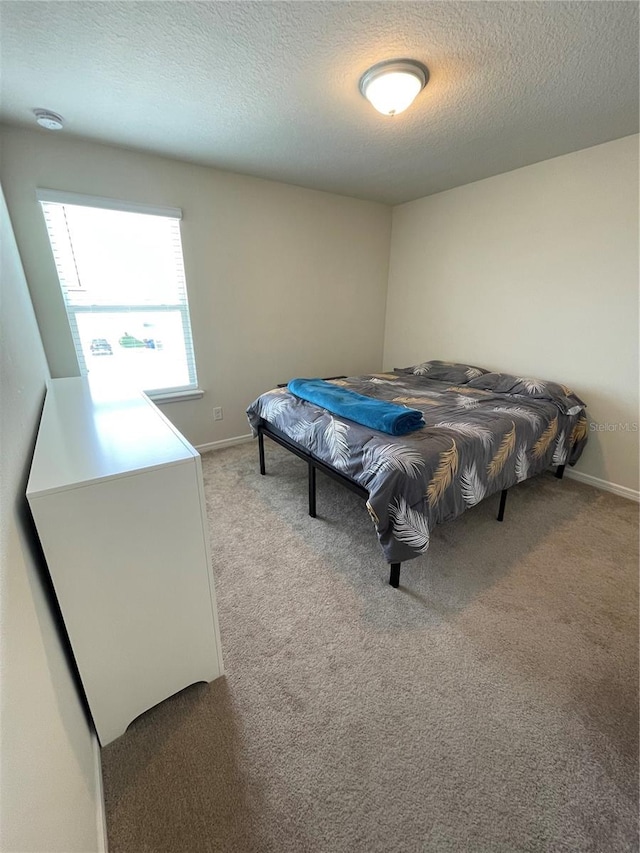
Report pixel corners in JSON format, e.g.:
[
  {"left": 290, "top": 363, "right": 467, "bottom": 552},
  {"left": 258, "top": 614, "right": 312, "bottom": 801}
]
[
  {"left": 395, "top": 360, "right": 489, "bottom": 384},
  {"left": 466, "top": 372, "right": 586, "bottom": 415}
]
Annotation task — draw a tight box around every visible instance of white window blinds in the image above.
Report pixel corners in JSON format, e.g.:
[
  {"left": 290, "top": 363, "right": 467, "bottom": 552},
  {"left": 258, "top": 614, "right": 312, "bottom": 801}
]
[{"left": 38, "top": 190, "right": 198, "bottom": 397}]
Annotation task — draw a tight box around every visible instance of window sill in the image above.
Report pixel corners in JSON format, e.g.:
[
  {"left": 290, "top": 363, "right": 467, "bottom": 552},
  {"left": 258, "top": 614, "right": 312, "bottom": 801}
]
[{"left": 147, "top": 389, "right": 205, "bottom": 404}]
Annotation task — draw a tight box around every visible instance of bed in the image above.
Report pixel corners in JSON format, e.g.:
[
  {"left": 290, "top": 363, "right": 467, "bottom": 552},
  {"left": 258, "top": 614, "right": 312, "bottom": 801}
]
[{"left": 246, "top": 361, "right": 588, "bottom": 588}]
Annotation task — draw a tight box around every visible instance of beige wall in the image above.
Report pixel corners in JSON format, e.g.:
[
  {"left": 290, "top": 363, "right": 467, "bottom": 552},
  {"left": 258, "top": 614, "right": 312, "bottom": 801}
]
[
  {"left": 384, "top": 135, "right": 639, "bottom": 493},
  {"left": 1, "top": 125, "right": 637, "bottom": 492},
  {"left": 0, "top": 186, "right": 102, "bottom": 851},
  {"left": 0, "top": 126, "right": 391, "bottom": 447}
]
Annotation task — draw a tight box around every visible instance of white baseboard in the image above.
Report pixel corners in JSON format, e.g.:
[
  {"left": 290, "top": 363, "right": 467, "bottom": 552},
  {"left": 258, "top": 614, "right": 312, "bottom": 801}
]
[
  {"left": 196, "top": 433, "right": 254, "bottom": 454},
  {"left": 93, "top": 731, "right": 108, "bottom": 852},
  {"left": 564, "top": 468, "right": 639, "bottom": 502}
]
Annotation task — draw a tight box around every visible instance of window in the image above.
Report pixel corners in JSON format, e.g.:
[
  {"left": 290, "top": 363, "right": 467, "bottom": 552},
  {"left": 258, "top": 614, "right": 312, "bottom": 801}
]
[{"left": 37, "top": 189, "right": 199, "bottom": 400}]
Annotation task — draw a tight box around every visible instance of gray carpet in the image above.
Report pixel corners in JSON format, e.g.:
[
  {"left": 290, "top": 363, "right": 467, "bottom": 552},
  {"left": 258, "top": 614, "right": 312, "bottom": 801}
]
[{"left": 101, "top": 441, "right": 639, "bottom": 853}]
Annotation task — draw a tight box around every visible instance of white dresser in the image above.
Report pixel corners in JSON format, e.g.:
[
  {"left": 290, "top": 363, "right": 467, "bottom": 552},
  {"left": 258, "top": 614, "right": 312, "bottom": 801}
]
[{"left": 27, "top": 377, "right": 224, "bottom": 746}]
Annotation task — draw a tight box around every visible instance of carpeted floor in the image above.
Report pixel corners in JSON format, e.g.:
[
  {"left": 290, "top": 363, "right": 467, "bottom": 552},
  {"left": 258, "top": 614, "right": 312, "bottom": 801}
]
[{"left": 101, "top": 441, "right": 639, "bottom": 853}]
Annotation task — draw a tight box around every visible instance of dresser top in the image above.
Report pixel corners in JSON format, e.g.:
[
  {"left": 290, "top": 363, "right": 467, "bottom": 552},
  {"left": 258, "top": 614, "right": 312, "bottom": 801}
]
[{"left": 27, "top": 377, "right": 197, "bottom": 498}]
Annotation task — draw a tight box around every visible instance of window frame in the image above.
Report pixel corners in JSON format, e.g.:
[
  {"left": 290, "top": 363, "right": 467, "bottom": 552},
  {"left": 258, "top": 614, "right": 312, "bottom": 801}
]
[{"left": 37, "top": 189, "right": 202, "bottom": 402}]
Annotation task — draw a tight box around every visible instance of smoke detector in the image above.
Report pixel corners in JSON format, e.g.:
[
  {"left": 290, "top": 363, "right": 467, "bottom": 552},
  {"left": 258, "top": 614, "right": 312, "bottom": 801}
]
[{"left": 33, "top": 109, "right": 64, "bottom": 131}]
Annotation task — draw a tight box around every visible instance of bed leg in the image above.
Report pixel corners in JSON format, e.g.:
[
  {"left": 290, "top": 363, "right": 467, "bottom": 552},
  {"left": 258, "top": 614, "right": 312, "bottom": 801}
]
[
  {"left": 389, "top": 563, "right": 401, "bottom": 588},
  {"left": 308, "top": 463, "right": 316, "bottom": 518},
  {"left": 258, "top": 431, "right": 265, "bottom": 475},
  {"left": 555, "top": 464, "right": 565, "bottom": 480},
  {"left": 497, "top": 489, "right": 508, "bottom": 522}
]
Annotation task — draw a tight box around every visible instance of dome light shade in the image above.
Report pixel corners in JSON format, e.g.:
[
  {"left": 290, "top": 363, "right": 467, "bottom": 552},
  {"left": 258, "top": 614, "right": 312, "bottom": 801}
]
[{"left": 359, "top": 59, "right": 429, "bottom": 116}]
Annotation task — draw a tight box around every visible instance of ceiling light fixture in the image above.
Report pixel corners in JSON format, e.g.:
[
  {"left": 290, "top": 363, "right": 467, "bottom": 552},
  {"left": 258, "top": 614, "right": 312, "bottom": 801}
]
[
  {"left": 33, "top": 108, "right": 65, "bottom": 130},
  {"left": 359, "top": 59, "right": 429, "bottom": 117}
]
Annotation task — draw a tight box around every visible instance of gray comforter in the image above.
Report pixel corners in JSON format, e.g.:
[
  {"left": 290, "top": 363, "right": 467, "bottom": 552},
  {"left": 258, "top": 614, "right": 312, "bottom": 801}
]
[{"left": 246, "top": 373, "right": 588, "bottom": 564}]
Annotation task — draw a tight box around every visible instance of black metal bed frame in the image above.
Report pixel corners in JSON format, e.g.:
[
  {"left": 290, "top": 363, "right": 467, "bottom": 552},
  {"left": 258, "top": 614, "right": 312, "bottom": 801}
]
[{"left": 257, "top": 420, "right": 565, "bottom": 589}]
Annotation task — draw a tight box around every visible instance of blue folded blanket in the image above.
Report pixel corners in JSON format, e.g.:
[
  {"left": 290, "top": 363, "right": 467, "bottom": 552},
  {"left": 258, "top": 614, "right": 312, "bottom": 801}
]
[{"left": 287, "top": 378, "right": 425, "bottom": 436}]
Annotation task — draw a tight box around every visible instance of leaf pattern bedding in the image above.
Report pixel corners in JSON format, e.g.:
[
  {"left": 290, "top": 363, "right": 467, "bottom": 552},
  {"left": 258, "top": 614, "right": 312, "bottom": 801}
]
[{"left": 246, "top": 372, "right": 588, "bottom": 564}]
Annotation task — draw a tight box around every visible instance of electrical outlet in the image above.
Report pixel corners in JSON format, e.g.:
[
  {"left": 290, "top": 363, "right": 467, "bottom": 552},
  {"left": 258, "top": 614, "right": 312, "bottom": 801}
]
[{"left": 213, "top": 407, "right": 223, "bottom": 421}]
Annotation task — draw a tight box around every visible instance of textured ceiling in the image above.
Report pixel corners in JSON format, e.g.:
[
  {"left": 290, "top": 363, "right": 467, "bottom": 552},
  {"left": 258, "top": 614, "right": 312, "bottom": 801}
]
[{"left": 1, "top": 1, "right": 638, "bottom": 204}]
